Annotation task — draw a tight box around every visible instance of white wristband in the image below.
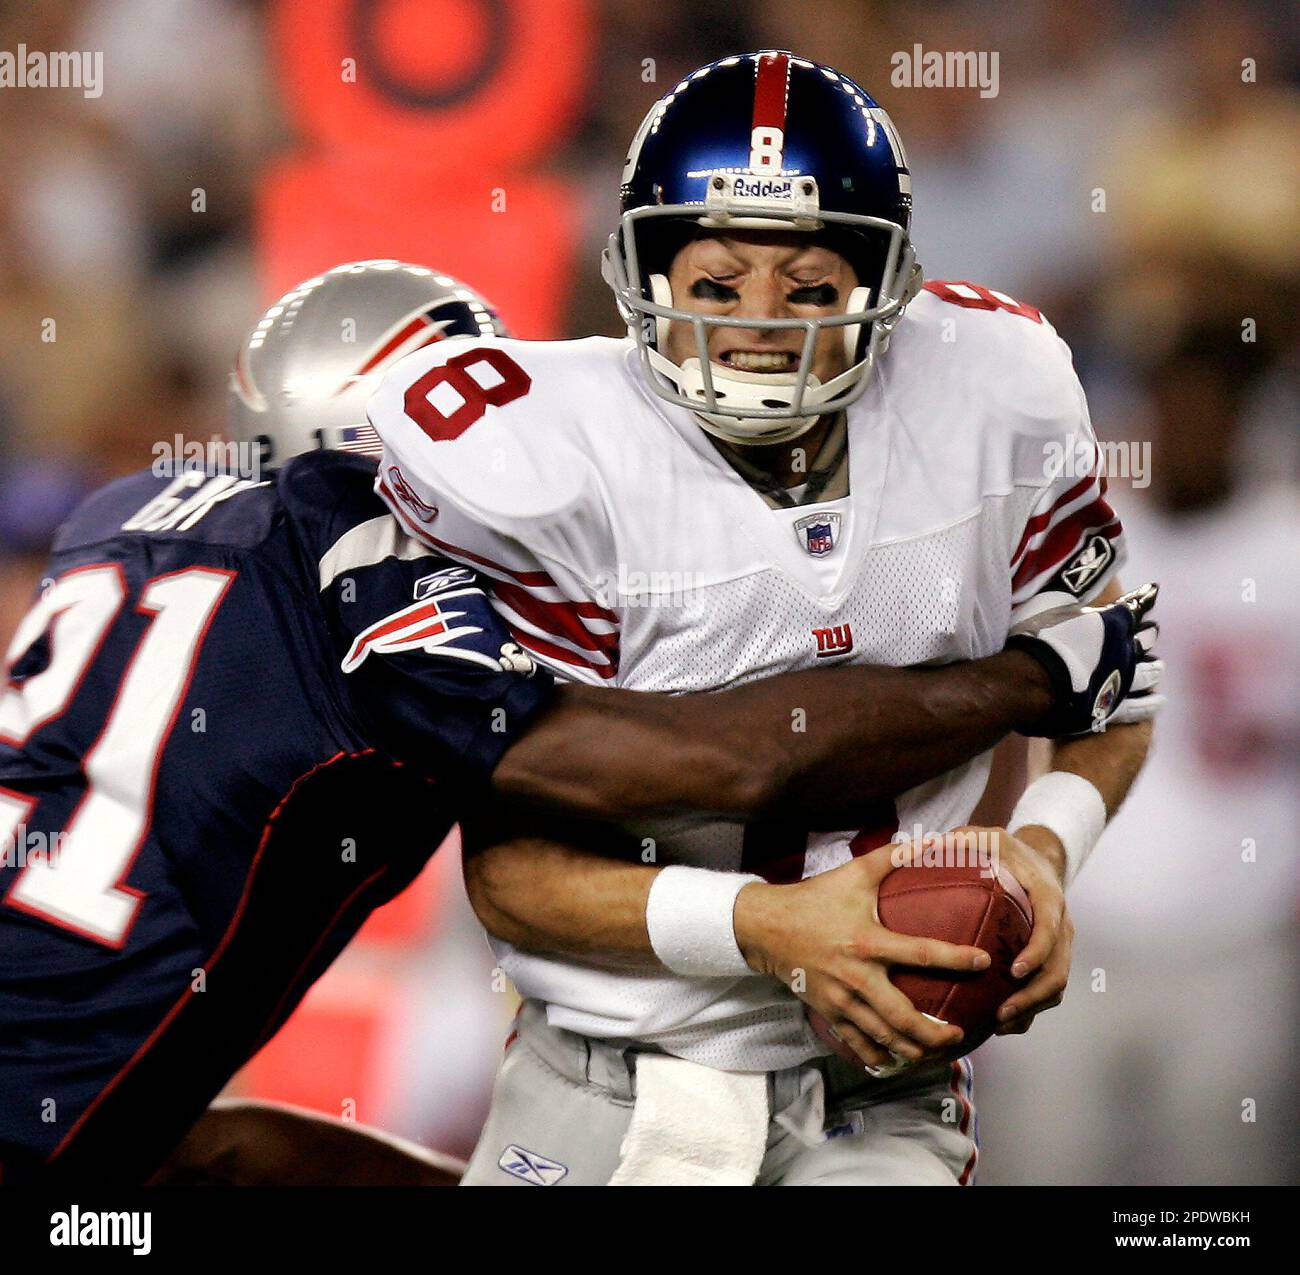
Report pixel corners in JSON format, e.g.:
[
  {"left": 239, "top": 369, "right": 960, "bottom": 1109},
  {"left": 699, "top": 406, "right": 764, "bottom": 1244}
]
[
  {"left": 1008, "top": 771, "right": 1108, "bottom": 889},
  {"left": 645, "top": 865, "right": 764, "bottom": 978}
]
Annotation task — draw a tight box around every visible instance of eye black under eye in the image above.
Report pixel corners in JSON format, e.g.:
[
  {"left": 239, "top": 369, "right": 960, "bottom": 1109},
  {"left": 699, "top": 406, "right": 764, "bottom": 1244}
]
[
  {"left": 788, "top": 284, "right": 839, "bottom": 305},
  {"left": 691, "top": 278, "right": 739, "bottom": 302}
]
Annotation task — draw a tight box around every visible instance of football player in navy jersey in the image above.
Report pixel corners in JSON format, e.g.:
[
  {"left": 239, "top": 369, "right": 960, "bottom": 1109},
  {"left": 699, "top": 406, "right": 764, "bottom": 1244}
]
[{"left": 0, "top": 261, "right": 1159, "bottom": 1184}]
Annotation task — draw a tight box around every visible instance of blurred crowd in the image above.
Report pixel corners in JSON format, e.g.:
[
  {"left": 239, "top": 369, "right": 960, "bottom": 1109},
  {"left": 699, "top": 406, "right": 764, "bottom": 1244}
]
[{"left": 1, "top": 0, "right": 1296, "bottom": 1182}]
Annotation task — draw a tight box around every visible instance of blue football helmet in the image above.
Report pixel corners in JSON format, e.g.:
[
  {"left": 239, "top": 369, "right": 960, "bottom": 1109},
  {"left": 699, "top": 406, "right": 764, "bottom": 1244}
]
[{"left": 603, "top": 51, "right": 922, "bottom": 445}]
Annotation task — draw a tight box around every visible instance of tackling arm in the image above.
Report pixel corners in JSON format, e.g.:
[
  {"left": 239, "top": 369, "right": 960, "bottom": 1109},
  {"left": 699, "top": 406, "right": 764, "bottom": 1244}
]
[
  {"left": 467, "top": 644, "right": 1059, "bottom": 1013},
  {"left": 468, "top": 626, "right": 1153, "bottom": 971},
  {"left": 492, "top": 648, "right": 1054, "bottom": 829}
]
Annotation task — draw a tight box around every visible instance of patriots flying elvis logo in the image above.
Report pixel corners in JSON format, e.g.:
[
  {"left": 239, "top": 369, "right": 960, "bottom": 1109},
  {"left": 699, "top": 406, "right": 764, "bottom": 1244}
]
[{"left": 341, "top": 588, "right": 501, "bottom": 674}]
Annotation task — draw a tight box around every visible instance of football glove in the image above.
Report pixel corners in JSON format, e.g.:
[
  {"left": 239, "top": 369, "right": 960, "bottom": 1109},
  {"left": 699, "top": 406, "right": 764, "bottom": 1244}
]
[{"left": 1006, "top": 583, "right": 1162, "bottom": 737}]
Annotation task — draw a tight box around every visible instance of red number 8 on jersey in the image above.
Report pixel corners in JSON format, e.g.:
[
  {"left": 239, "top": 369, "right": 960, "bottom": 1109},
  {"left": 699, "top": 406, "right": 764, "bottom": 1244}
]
[{"left": 403, "top": 347, "right": 532, "bottom": 442}]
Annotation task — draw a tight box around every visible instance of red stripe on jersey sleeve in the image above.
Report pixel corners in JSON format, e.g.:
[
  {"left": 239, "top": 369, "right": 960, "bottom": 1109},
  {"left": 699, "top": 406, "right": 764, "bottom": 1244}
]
[
  {"left": 378, "top": 478, "right": 553, "bottom": 590},
  {"left": 1010, "top": 470, "right": 1101, "bottom": 570},
  {"left": 507, "top": 625, "right": 619, "bottom": 680},
  {"left": 1012, "top": 497, "right": 1122, "bottom": 594},
  {"left": 493, "top": 579, "right": 620, "bottom": 660},
  {"left": 378, "top": 476, "right": 619, "bottom": 622},
  {"left": 376, "top": 475, "right": 621, "bottom": 677},
  {"left": 922, "top": 280, "right": 1044, "bottom": 324}
]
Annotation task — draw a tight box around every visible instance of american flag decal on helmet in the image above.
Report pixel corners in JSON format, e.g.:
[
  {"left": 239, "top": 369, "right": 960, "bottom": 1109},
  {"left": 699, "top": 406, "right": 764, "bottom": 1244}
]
[
  {"left": 341, "top": 587, "right": 506, "bottom": 674},
  {"left": 334, "top": 423, "right": 384, "bottom": 456}
]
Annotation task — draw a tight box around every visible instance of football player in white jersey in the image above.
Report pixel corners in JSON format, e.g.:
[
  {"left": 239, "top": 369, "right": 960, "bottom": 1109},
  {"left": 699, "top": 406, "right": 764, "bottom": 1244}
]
[{"left": 367, "top": 54, "right": 1161, "bottom": 1185}]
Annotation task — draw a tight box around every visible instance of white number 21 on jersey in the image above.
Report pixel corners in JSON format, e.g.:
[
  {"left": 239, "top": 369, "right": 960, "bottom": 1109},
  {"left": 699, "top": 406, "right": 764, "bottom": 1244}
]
[{"left": 0, "top": 565, "right": 233, "bottom": 946}]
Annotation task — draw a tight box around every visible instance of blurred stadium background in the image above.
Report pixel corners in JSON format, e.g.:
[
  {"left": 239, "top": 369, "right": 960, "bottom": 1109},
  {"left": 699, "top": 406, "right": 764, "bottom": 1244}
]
[{"left": 0, "top": 0, "right": 1295, "bottom": 1183}]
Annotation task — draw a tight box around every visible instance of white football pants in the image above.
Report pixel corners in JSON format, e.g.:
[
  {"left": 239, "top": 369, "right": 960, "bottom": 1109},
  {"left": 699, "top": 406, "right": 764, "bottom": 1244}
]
[{"left": 462, "top": 999, "right": 979, "bottom": 1186}]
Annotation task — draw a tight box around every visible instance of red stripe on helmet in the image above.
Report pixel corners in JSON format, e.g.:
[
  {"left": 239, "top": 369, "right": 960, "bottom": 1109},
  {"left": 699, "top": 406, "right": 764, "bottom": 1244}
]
[
  {"left": 233, "top": 347, "right": 264, "bottom": 409},
  {"left": 752, "top": 51, "right": 790, "bottom": 135},
  {"left": 355, "top": 316, "right": 431, "bottom": 378}
]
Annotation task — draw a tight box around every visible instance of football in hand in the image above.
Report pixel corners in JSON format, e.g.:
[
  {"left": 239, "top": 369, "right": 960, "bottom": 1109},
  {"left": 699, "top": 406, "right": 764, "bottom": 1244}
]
[{"left": 808, "top": 861, "right": 1033, "bottom": 1066}]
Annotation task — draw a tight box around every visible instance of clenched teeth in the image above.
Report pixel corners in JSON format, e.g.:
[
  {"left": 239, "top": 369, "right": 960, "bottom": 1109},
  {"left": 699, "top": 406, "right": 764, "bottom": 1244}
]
[{"left": 722, "top": 351, "right": 798, "bottom": 372}]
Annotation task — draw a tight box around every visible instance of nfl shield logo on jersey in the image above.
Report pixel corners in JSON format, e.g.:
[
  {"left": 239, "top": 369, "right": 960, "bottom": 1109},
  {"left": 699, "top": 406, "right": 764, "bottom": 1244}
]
[{"left": 794, "top": 511, "right": 841, "bottom": 556}]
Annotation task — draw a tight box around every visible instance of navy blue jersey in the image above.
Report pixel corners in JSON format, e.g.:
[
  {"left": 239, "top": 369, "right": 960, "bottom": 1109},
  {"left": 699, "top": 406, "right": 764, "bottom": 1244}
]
[{"left": 0, "top": 451, "right": 553, "bottom": 1182}]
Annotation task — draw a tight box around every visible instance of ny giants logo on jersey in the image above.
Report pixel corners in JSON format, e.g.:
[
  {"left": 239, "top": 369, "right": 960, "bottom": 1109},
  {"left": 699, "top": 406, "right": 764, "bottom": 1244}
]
[{"left": 812, "top": 624, "right": 853, "bottom": 659}]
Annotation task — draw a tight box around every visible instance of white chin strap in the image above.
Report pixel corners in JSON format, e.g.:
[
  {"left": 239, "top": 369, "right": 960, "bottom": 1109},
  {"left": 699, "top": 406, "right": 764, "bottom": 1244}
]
[{"left": 648, "top": 275, "right": 873, "bottom": 447}]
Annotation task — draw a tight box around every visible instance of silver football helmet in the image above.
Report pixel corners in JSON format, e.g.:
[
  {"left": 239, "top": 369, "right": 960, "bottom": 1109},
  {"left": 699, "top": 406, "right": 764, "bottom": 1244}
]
[{"left": 228, "top": 259, "right": 505, "bottom": 465}]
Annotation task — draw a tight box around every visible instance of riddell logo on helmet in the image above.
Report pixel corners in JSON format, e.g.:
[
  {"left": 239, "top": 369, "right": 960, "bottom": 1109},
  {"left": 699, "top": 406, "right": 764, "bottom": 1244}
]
[{"left": 732, "top": 174, "right": 795, "bottom": 200}]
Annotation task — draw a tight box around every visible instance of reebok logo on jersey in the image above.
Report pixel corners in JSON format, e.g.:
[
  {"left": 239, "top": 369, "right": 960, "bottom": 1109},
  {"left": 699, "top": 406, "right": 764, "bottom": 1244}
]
[
  {"left": 498, "top": 1144, "right": 568, "bottom": 1186},
  {"left": 1056, "top": 534, "right": 1115, "bottom": 597},
  {"left": 812, "top": 623, "right": 853, "bottom": 659},
  {"left": 414, "top": 565, "right": 476, "bottom": 600},
  {"left": 384, "top": 465, "right": 437, "bottom": 523}
]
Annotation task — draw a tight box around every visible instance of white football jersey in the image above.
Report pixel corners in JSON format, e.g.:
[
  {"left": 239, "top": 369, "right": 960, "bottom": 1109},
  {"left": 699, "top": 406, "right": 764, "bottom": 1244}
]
[{"left": 368, "top": 282, "right": 1126, "bottom": 1070}]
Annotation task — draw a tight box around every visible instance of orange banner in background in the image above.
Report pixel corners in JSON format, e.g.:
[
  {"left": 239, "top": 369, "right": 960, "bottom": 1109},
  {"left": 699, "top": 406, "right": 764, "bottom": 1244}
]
[
  {"left": 259, "top": 0, "right": 593, "bottom": 330},
  {"left": 259, "top": 159, "right": 579, "bottom": 336},
  {"left": 272, "top": 0, "right": 593, "bottom": 166}
]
